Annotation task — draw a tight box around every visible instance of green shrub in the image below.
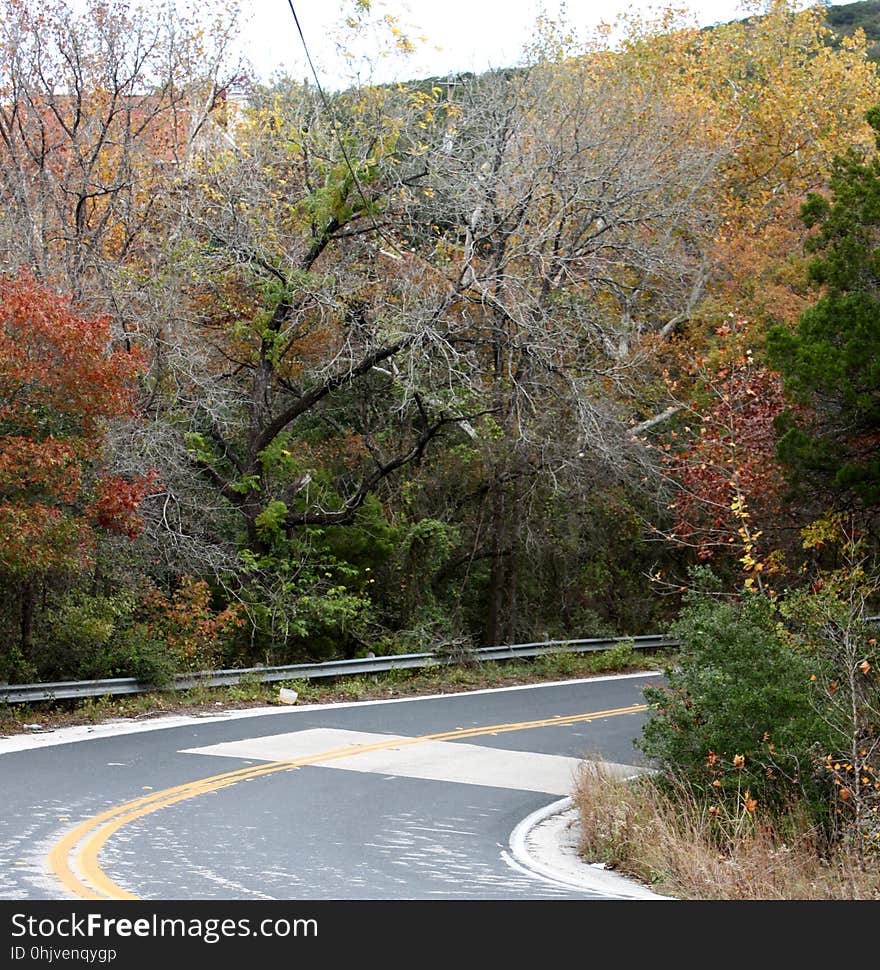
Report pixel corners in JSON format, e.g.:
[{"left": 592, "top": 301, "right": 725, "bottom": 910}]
[
  {"left": 90, "top": 624, "right": 177, "bottom": 687},
  {"left": 35, "top": 591, "right": 178, "bottom": 686},
  {"left": 0, "top": 642, "right": 35, "bottom": 684},
  {"left": 37, "top": 591, "right": 133, "bottom": 680},
  {"left": 591, "top": 641, "right": 638, "bottom": 672},
  {"left": 637, "top": 569, "right": 827, "bottom": 814}
]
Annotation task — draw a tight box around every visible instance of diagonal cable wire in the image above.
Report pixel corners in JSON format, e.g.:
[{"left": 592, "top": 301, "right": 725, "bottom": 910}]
[{"left": 285, "top": 0, "right": 403, "bottom": 256}]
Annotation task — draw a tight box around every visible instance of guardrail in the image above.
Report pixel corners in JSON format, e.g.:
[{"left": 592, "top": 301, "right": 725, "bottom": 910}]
[
  {"left": 0, "top": 633, "right": 676, "bottom": 705},
  {"left": 4, "top": 613, "right": 878, "bottom": 707}
]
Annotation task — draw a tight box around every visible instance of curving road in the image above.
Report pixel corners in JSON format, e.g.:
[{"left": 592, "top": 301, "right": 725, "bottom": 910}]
[{"left": 0, "top": 671, "right": 662, "bottom": 901}]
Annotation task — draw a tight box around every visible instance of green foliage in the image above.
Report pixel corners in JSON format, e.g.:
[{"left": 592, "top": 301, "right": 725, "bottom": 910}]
[
  {"left": 232, "top": 496, "right": 401, "bottom": 662},
  {"left": 593, "top": 641, "right": 638, "bottom": 671},
  {"left": 638, "top": 568, "right": 825, "bottom": 812},
  {"left": 0, "top": 633, "right": 34, "bottom": 684},
  {"left": 36, "top": 590, "right": 177, "bottom": 686},
  {"left": 775, "top": 517, "right": 880, "bottom": 854},
  {"left": 91, "top": 625, "right": 177, "bottom": 687},
  {"left": 316, "top": 494, "right": 400, "bottom": 585},
  {"left": 233, "top": 549, "right": 376, "bottom": 663},
  {"left": 391, "top": 517, "right": 461, "bottom": 631},
  {"left": 255, "top": 500, "right": 289, "bottom": 541},
  {"left": 229, "top": 474, "right": 262, "bottom": 495},
  {"left": 767, "top": 106, "right": 880, "bottom": 511},
  {"left": 399, "top": 518, "right": 458, "bottom": 571},
  {"left": 49, "top": 592, "right": 130, "bottom": 656},
  {"left": 294, "top": 585, "right": 374, "bottom": 643},
  {"left": 257, "top": 432, "right": 301, "bottom": 476},
  {"left": 182, "top": 432, "right": 214, "bottom": 465}
]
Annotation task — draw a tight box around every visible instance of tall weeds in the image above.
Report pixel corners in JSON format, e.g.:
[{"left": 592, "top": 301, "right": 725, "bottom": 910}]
[{"left": 573, "top": 761, "right": 880, "bottom": 899}]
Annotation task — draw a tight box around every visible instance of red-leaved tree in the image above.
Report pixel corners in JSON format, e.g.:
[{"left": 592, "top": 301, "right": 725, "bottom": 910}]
[
  {"left": 648, "top": 318, "right": 795, "bottom": 591},
  {"left": 0, "top": 272, "right": 149, "bottom": 660}
]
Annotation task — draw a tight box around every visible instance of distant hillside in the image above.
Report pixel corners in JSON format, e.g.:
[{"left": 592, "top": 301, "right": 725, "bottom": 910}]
[
  {"left": 823, "top": 0, "right": 880, "bottom": 60},
  {"left": 407, "top": 2, "right": 880, "bottom": 92}
]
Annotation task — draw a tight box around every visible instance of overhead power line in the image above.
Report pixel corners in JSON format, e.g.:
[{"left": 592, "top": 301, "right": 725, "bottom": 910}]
[{"left": 284, "top": 1, "right": 403, "bottom": 257}]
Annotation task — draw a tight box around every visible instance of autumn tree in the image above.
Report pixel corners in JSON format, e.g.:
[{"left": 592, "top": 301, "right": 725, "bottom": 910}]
[
  {"left": 0, "top": 0, "right": 266, "bottom": 640},
  {"left": 644, "top": 318, "right": 792, "bottom": 593},
  {"left": 614, "top": 1, "right": 880, "bottom": 579},
  {"left": 0, "top": 0, "right": 243, "bottom": 303},
  {"left": 0, "top": 273, "right": 146, "bottom": 676},
  {"left": 157, "top": 6, "right": 738, "bottom": 649},
  {"left": 174, "top": 79, "right": 476, "bottom": 533},
  {"left": 613, "top": 1, "right": 880, "bottom": 326}
]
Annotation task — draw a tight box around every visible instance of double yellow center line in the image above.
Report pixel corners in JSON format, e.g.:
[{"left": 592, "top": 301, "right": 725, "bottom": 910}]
[{"left": 47, "top": 703, "right": 647, "bottom": 900}]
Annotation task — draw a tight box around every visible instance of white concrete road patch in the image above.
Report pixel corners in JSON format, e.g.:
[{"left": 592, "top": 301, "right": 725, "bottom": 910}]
[
  {"left": 184, "top": 727, "right": 668, "bottom": 898},
  {"left": 182, "top": 727, "right": 637, "bottom": 796}
]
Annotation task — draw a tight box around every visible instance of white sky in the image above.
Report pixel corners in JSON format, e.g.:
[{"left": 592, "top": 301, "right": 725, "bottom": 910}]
[{"left": 234, "top": 1, "right": 832, "bottom": 85}]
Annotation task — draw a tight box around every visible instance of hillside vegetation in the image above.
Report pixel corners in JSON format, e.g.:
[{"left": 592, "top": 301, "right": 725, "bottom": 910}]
[
  {"left": 0, "top": 0, "right": 878, "bottom": 891},
  {"left": 825, "top": 0, "right": 880, "bottom": 58}
]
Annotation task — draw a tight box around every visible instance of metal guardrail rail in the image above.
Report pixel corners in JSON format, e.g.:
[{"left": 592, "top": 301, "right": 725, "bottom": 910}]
[
  {"left": 3, "top": 614, "right": 878, "bottom": 706},
  {"left": 0, "top": 633, "right": 677, "bottom": 705}
]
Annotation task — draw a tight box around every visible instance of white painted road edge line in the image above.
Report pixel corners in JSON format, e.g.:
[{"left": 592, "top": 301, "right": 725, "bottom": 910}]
[
  {"left": 0, "top": 670, "right": 662, "bottom": 754},
  {"left": 508, "top": 796, "right": 672, "bottom": 900}
]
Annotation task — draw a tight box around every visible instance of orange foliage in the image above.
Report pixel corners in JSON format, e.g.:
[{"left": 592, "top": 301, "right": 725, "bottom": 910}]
[
  {"left": 140, "top": 576, "right": 244, "bottom": 671},
  {"left": 0, "top": 272, "right": 151, "bottom": 577}
]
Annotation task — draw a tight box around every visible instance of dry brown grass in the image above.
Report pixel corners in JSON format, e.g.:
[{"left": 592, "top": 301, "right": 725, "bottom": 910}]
[{"left": 573, "top": 760, "right": 880, "bottom": 900}]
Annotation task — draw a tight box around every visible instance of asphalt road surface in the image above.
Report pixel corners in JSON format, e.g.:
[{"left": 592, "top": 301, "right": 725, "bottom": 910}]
[{"left": 0, "top": 671, "right": 661, "bottom": 901}]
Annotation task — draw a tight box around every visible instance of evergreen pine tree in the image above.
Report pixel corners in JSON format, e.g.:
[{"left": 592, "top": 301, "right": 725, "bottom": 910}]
[{"left": 767, "top": 106, "right": 880, "bottom": 518}]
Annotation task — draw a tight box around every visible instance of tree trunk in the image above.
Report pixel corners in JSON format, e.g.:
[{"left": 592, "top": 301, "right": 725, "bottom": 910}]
[
  {"left": 20, "top": 581, "right": 35, "bottom": 658},
  {"left": 484, "top": 476, "right": 508, "bottom": 646}
]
